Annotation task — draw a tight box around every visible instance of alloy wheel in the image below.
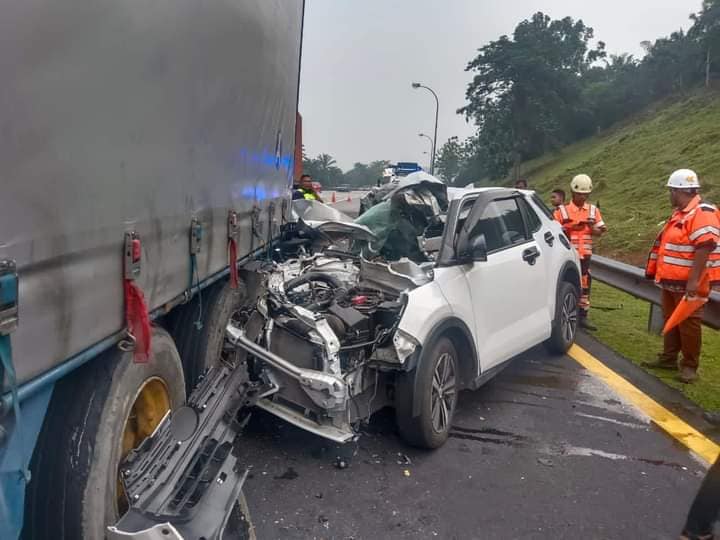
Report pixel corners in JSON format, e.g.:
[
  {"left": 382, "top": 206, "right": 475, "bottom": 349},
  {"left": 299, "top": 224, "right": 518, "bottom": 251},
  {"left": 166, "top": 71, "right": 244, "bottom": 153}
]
[{"left": 431, "top": 352, "right": 457, "bottom": 434}]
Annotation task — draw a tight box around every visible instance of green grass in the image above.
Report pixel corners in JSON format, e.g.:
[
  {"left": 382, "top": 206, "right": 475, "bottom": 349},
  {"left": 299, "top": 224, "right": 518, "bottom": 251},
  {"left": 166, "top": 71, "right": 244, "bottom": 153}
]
[
  {"left": 514, "top": 89, "right": 720, "bottom": 265},
  {"left": 590, "top": 281, "right": 720, "bottom": 411},
  {"left": 500, "top": 89, "right": 720, "bottom": 410}
]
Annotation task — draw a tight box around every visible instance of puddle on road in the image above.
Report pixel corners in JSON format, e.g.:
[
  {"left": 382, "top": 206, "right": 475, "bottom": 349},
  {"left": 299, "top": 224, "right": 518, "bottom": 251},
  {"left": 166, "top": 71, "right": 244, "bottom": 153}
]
[
  {"left": 274, "top": 467, "right": 300, "bottom": 480},
  {"left": 449, "top": 424, "right": 530, "bottom": 447},
  {"left": 509, "top": 373, "right": 577, "bottom": 391}
]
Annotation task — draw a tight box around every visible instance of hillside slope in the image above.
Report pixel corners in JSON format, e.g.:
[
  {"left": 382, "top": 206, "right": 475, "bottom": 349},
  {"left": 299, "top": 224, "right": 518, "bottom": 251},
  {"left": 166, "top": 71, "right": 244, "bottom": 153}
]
[{"left": 520, "top": 90, "right": 720, "bottom": 265}]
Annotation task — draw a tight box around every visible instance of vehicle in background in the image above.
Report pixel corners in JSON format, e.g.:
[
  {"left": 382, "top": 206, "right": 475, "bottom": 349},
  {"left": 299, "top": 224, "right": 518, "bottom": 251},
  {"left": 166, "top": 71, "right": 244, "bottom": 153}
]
[
  {"left": 229, "top": 177, "right": 581, "bottom": 448},
  {"left": 393, "top": 162, "right": 423, "bottom": 176},
  {"left": 0, "top": 1, "right": 305, "bottom": 538},
  {"left": 336, "top": 184, "right": 353, "bottom": 192}
]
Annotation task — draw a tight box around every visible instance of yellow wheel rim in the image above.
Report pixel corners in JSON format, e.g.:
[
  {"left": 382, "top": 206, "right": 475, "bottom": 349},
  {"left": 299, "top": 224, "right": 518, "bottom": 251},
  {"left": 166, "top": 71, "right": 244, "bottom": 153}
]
[{"left": 117, "top": 377, "right": 171, "bottom": 514}]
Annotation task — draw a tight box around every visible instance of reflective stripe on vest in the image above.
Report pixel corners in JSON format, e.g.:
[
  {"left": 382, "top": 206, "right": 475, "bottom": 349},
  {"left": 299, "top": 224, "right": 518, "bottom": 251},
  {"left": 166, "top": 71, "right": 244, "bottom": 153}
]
[
  {"left": 662, "top": 255, "right": 694, "bottom": 267},
  {"left": 689, "top": 225, "right": 720, "bottom": 241},
  {"left": 558, "top": 205, "right": 570, "bottom": 222},
  {"left": 665, "top": 259, "right": 720, "bottom": 268},
  {"left": 664, "top": 243, "right": 695, "bottom": 253},
  {"left": 589, "top": 205, "right": 597, "bottom": 221}
]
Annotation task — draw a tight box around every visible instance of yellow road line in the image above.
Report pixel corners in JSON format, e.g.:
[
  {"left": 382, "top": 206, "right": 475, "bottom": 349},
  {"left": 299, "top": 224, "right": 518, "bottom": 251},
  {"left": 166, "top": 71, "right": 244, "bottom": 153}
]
[{"left": 568, "top": 344, "right": 720, "bottom": 465}]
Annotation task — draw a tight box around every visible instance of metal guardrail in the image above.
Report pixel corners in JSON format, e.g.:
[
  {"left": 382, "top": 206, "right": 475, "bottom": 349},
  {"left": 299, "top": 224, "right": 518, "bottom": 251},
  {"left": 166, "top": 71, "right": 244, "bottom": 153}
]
[{"left": 591, "top": 255, "right": 720, "bottom": 330}]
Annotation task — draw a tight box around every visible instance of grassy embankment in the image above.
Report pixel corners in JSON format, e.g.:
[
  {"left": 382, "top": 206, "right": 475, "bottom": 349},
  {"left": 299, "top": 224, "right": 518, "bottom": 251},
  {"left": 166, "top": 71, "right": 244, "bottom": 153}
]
[{"left": 518, "top": 90, "right": 720, "bottom": 410}]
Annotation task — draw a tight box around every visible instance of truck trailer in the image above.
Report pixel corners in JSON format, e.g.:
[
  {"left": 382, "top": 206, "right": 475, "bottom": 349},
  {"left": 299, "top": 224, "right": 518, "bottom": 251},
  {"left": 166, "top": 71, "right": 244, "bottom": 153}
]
[{"left": 0, "top": 1, "right": 305, "bottom": 537}]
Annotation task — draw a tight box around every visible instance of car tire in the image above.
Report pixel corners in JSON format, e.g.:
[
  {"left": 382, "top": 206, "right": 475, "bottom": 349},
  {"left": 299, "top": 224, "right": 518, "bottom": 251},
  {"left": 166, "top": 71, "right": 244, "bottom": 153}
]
[
  {"left": 169, "top": 279, "right": 249, "bottom": 394},
  {"left": 396, "top": 337, "right": 459, "bottom": 449},
  {"left": 544, "top": 280, "right": 579, "bottom": 354},
  {"left": 23, "top": 327, "right": 185, "bottom": 540}
]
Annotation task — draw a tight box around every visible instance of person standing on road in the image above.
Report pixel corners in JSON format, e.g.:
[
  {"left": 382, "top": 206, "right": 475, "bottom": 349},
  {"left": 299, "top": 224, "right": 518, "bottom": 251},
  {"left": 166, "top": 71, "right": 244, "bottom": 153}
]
[
  {"left": 680, "top": 454, "right": 720, "bottom": 540},
  {"left": 550, "top": 188, "right": 566, "bottom": 208},
  {"left": 293, "top": 174, "right": 323, "bottom": 202},
  {"left": 554, "top": 174, "right": 608, "bottom": 330},
  {"left": 642, "top": 169, "right": 720, "bottom": 383}
]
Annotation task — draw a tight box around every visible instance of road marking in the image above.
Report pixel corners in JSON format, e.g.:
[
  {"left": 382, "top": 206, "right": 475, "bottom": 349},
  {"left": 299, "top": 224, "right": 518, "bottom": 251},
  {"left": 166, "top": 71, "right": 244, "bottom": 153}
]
[{"left": 568, "top": 344, "right": 720, "bottom": 465}]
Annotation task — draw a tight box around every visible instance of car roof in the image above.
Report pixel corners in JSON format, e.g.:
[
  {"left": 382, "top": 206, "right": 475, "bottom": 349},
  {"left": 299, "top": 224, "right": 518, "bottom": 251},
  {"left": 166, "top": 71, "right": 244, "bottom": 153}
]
[{"left": 450, "top": 186, "right": 534, "bottom": 197}]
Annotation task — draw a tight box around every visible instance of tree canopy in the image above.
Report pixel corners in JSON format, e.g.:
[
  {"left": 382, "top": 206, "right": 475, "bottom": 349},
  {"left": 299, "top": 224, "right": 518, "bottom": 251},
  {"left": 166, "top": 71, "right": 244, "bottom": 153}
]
[
  {"left": 436, "top": 4, "right": 720, "bottom": 185},
  {"left": 301, "top": 152, "right": 389, "bottom": 188}
]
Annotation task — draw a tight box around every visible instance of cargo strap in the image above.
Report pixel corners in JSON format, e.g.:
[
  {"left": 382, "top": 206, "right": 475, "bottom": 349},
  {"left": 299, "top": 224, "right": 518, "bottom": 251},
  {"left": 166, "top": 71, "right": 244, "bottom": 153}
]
[
  {"left": 265, "top": 202, "right": 276, "bottom": 260},
  {"left": 188, "top": 219, "right": 203, "bottom": 330},
  {"left": 228, "top": 211, "right": 240, "bottom": 289},
  {"left": 120, "top": 233, "right": 151, "bottom": 363}
]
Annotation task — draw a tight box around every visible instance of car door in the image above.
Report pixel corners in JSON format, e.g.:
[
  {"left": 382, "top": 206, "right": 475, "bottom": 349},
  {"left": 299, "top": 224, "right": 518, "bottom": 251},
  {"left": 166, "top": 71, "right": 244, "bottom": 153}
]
[
  {"left": 460, "top": 195, "right": 550, "bottom": 370},
  {"left": 523, "top": 193, "right": 574, "bottom": 324}
]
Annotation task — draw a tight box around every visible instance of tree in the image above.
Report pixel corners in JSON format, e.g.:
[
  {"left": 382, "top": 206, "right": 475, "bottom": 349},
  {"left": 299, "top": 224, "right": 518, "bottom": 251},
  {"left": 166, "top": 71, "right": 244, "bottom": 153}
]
[
  {"left": 459, "top": 12, "right": 606, "bottom": 178},
  {"left": 690, "top": 0, "right": 720, "bottom": 87},
  {"left": 343, "top": 160, "right": 390, "bottom": 187},
  {"left": 301, "top": 153, "right": 343, "bottom": 187},
  {"left": 435, "top": 137, "right": 463, "bottom": 183}
]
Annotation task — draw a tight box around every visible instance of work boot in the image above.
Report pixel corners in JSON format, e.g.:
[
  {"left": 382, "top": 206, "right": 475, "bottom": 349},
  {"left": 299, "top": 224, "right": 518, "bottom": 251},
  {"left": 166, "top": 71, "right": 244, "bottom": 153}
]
[
  {"left": 677, "top": 366, "right": 698, "bottom": 384},
  {"left": 641, "top": 355, "right": 678, "bottom": 370},
  {"left": 578, "top": 316, "right": 597, "bottom": 331}
]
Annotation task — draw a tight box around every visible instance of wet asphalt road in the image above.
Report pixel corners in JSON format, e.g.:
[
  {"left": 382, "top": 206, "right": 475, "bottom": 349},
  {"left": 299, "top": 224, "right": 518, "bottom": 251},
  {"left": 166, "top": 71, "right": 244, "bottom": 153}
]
[
  {"left": 241, "top": 334, "right": 713, "bottom": 540},
  {"left": 326, "top": 192, "right": 366, "bottom": 218}
]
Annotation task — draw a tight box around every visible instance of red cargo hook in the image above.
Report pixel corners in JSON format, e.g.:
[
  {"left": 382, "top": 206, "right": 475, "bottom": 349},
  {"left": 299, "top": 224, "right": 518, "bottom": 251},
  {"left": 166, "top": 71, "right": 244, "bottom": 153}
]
[
  {"left": 120, "top": 231, "right": 151, "bottom": 363},
  {"left": 227, "top": 210, "right": 240, "bottom": 289}
]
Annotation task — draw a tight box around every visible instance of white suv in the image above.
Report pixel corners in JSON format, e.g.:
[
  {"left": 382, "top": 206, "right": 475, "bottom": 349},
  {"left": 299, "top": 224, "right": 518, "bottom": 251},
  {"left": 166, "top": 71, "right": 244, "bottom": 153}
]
[{"left": 230, "top": 180, "right": 581, "bottom": 449}]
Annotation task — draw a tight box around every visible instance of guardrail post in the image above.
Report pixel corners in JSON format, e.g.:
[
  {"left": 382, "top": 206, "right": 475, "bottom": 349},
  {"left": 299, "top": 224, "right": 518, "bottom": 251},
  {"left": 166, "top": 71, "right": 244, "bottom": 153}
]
[{"left": 647, "top": 304, "right": 664, "bottom": 335}]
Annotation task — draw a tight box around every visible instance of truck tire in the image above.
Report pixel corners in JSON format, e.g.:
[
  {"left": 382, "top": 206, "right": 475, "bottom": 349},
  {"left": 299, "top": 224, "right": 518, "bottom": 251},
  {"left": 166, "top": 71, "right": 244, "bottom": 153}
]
[
  {"left": 23, "top": 327, "right": 185, "bottom": 540},
  {"left": 395, "top": 337, "right": 458, "bottom": 449},
  {"left": 169, "top": 279, "right": 249, "bottom": 394},
  {"left": 544, "top": 280, "right": 579, "bottom": 354}
]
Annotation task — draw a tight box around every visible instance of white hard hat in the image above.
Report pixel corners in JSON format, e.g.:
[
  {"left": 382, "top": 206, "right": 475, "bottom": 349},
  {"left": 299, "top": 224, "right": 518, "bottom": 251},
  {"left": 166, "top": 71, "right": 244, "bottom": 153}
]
[
  {"left": 667, "top": 169, "right": 700, "bottom": 189},
  {"left": 570, "top": 174, "right": 593, "bottom": 194}
]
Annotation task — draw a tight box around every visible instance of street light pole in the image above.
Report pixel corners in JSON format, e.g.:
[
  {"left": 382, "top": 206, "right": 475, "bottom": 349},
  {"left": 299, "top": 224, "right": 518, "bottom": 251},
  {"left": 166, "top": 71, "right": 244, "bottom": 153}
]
[
  {"left": 418, "top": 133, "right": 434, "bottom": 170},
  {"left": 411, "top": 82, "right": 439, "bottom": 175}
]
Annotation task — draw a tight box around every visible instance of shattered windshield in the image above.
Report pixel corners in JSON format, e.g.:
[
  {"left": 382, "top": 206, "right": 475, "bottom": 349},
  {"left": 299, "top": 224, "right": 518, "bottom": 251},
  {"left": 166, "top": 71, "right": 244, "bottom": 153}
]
[{"left": 355, "top": 195, "right": 436, "bottom": 263}]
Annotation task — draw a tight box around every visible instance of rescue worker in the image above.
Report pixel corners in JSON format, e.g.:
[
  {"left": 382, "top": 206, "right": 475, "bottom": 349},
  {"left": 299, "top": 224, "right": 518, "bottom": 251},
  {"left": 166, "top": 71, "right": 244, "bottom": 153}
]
[
  {"left": 680, "top": 454, "right": 720, "bottom": 540},
  {"left": 550, "top": 188, "right": 566, "bottom": 208},
  {"left": 554, "top": 174, "right": 608, "bottom": 330},
  {"left": 642, "top": 169, "right": 720, "bottom": 383},
  {"left": 515, "top": 178, "right": 528, "bottom": 190},
  {"left": 292, "top": 174, "right": 323, "bottom": 202}
]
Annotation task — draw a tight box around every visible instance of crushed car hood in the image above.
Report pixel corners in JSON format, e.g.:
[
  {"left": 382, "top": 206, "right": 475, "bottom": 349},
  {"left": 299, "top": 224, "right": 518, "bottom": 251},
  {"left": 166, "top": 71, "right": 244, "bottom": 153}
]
[
  {"left": 291, "top": 199, "right": 376, "bottom": 243},
  {"left": 368, "top": 171, "right": 448, "bottom": 208}
]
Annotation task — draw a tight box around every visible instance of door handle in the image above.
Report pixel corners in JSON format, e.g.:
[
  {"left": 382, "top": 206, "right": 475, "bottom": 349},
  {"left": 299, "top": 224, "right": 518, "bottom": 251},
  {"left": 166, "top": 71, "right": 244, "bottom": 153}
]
[
  {"left": 522, "top": 246, "right": 540, "bottom": 265},
  {"left": 544, "top": 231, "right": 554, "bottom": 246}
]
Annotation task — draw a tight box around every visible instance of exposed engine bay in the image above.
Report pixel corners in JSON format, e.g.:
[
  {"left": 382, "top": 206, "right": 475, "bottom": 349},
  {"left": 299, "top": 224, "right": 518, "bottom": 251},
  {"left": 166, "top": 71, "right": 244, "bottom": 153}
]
[{"left": 227, "top": 174, "right": 449, "bottom": 443}]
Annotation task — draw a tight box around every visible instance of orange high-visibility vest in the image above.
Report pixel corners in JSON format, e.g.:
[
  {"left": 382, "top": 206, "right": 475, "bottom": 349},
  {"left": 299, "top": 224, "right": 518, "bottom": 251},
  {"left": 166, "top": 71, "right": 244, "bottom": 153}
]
[
  {"left": 554, "top": 202, "right": 606, "bottom": 258},
  {"left": 645, "top": 195, "right": 720, "bottom": 289}
]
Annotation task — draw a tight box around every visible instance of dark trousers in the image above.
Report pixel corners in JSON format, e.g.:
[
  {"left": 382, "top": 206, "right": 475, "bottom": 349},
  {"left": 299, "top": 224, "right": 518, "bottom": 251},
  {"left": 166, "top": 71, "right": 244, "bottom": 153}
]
[
  {"left": 579, "top": 257, "right": 592, "bottom": 316},
  {"left": 683, "top": 455, "right": 720, "bottom": 537},
  {"left": 660, "top": 289, "right": 703, "bottom": 369}
]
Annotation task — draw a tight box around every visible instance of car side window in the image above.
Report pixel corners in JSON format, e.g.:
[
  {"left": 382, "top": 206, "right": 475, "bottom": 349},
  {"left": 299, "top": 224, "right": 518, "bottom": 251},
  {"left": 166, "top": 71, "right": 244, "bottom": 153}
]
[
  {"left": 531, "top": 193, "right": 555, "bottom": 220},
  {"left": 470, "top": 198, "right": 529, "bottom": 252},
  {"left": 454, "top": 197, "right": 476, "bottom": 239},
  {"left": 518, "top": 197, "right": 542, "bottom": 234}
]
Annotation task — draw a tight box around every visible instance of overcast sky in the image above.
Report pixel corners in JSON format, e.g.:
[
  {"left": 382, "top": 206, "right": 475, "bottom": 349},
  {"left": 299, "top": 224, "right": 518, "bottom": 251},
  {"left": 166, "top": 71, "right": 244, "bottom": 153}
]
[{"left": 298, "top": 0, "right": 701, "bottom": 171}]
